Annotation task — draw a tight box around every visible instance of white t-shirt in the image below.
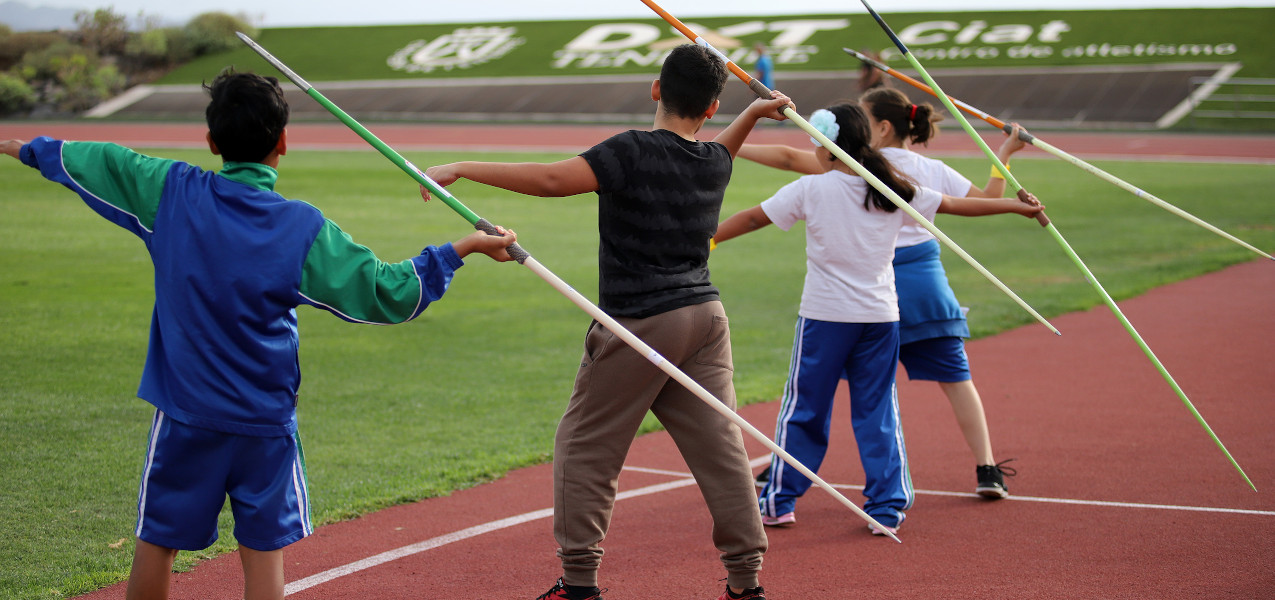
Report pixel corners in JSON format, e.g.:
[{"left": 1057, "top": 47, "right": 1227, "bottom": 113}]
[
  {"left": 881, "top": 146, "right": 973, "bottom": 248},
  {"left": 761, "top": 170, "right": 943, "bottom": 323}
]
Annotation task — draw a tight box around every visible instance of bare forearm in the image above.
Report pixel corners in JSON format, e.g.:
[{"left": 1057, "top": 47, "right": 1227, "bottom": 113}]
[
  {"left": 739, "top": 144, "right": 822, "bottom": 174},
  {"left": 1, "top": 139, "right": 25, "bottom": 159},
  {"left": 714, "top": 116, "right": 762, "bottom": 157},
  {"left": 449, "top": 161, "right": 562, "bottom": 197},
  {"left": 715, "top": 93, "right": 793, "bottom": 157},
  {"left": 940, "top": 196, "right": 1034, "bottom": 217},
  {"left": 714, "top": 205, "right": 772, "bottom": 244}
]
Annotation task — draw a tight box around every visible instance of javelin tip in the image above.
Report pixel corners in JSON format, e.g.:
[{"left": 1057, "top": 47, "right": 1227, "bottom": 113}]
[{"left": 236, "top": 31, "right": 312, "bottom": 92}]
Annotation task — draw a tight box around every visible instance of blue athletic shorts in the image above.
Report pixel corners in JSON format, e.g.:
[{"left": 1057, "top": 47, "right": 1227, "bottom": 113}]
[
  {"left": 897, "top": 336, "right": 971, "bottom": 382},
  {"left": 135, "top": 410, "right": 313, "bottom": 551}
]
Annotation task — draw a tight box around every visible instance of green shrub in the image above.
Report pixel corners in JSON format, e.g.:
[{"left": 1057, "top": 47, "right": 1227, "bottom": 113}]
[
  {"left": 0, "top": 31, "right": 64, "bottom": 72},
  {"left": 53, "top": 58, "right": 125, "bottom": 111},
  {"left": 183, "top": 12, "right": 258, "bottom": 57},
  {"left": 0, "top": 72, "right": 37, "bottom": 116},
  {"left": 73, "top": 8, "right": 130, "bottom": 56},
  {"left": 16, "top": 42, "right": 125, "bottom": 111}
]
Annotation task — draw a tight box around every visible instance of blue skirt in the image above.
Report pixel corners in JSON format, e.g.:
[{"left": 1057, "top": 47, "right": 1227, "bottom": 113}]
[{"left": 893, "top": 239, "right": 970, "bottom": 345}]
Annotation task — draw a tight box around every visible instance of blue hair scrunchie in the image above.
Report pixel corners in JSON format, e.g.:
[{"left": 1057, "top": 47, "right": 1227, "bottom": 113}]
[{"left": 808, "top": 108, "right": 840, "bottom": 148}]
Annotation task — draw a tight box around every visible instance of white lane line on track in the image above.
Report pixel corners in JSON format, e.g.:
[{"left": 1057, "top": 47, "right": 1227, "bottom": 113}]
[
  {"left": 283, "top": 474, "right": 697, "bottom": 595},
  {"left": 826, "top": 484, "right": 1275, "bottom": 517},
  {"left": 284, "top": 457, "right": 1272, "bottom": 595}
]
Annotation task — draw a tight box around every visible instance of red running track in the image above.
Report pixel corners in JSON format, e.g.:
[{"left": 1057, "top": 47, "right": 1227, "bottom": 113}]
[
  {"left": 72, "top": 259, "right": 1275, "bottom": 599},
  {"left": 18, "top": 122, "right": 1264, "bottom": 598},
  {"left": 3, "top": 122, "right": 1275, "bottom": 162}
]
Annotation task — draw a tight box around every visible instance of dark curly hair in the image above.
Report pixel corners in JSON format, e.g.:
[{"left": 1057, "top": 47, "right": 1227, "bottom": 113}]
[
  {"left": 658, "top": 44, "right": 728, "bottom": 119},
  {"left": 204, "top": 68, "right": 290, "bottom": 163}
]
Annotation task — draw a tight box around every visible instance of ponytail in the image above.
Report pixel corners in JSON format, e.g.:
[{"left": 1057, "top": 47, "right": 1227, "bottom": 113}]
[
  {"left": 860, "top": 87, "right": 942, "bottom": 146},
  {"left": 824, "top": 102, "right": 915, "bottom": 212},
  {"left": 857, "top": 146, "right": 915, "bottom": 212}
]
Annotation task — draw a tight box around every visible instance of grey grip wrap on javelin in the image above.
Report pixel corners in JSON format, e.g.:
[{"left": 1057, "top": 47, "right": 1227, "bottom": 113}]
[
  {"left": 473, "top": 218, "right": 529, "bottom": 264},
  {"left": 747, "top": 79, "right": 772, "bottom": 99},
  {"left": 1001, "top": 123, "right": 1037, "bottom": 144}
]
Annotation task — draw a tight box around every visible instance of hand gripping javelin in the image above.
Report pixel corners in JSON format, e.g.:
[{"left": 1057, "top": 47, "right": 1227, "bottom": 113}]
[
  {"left": 636, "top": 0, "right": 1060, "bottom": 337},
  {"left": 853, "top": 0, "right": 1253, "bottom": 490},
  {"left": 235, "top": 32, "right": 907, "bottom": 542}
]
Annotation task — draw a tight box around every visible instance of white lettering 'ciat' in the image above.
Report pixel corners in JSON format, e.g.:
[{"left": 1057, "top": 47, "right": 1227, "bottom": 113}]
[{"left": 897, "top": 19, "right": 1072, "bottom": 46}]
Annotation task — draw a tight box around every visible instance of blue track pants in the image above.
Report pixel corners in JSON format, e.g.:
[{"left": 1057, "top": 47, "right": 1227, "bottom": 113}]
[{"left": 758, "top": 318, "right": 914, "bottom": 528}]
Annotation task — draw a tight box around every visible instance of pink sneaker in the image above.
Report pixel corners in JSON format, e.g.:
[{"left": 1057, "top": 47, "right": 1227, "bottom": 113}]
[
  {"left": 868, "top": 522, "right": 899, "bottom": 536},
  {"left": 761, "top": 512, "right": 795, "bottom": 527}
]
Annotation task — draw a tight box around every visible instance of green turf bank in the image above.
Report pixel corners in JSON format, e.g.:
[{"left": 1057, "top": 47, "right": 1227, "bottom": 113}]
[{"left": 166, "top": 8, "right": 1271, "bottom": 83}]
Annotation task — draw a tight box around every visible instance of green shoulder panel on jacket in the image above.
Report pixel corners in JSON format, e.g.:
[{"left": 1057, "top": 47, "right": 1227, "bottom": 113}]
[{"left": 62, "top": 142, "right": 177, "bottom": 231}]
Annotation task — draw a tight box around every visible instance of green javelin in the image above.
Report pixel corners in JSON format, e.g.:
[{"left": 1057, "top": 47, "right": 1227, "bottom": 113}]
[
  {"left": 855, "top": 0, "right": 1254, "bottom": 490},
  {"left": 235, "top": 32, "right": 909, "bottom": 540}
]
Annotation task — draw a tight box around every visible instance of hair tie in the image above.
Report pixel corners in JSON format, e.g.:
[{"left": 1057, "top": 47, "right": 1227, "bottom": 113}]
[
  {"left": 909, "top": 104, "right": 918, "bottom": 120},
  {"left": 807, "top": 109, "right": 840, "bottom": 148}
]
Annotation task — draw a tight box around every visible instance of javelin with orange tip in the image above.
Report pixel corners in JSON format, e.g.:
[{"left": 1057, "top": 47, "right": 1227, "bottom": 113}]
[{"left": 844, "top": 47, "right": 1272, "bottom": 262}]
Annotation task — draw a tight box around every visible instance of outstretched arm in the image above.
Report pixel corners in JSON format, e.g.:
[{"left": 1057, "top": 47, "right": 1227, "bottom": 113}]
[
  {"left": 738, "top": 144, "right": 823, "bottom": 175},
  {"left": 966, "top": 123, "right": 1028, "bottom": 198},
  {"left": 714, "top": 91, "right": 793, "bottom": 157},
  {"left": 940, "top": 191, "right": 1044, "bottom": 219},
  {"left": 1, "top": 139, "right": 24, "bottom": 159},
  {"left": 713, "top": 205, "right": 773, "bottom": 246},
  {"left": 423, "top": 156, "right": 598, "bottom": 199}
]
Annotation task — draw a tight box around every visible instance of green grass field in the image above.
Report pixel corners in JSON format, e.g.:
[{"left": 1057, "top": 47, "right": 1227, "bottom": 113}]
[{"left": 1, "top": 147, "right": 1272, "bottom": 598}]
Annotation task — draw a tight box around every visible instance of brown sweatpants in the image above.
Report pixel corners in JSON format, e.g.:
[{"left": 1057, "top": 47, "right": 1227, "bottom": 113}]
[{"left": 553, "top": 301, "right": 767, "bottom": 590}]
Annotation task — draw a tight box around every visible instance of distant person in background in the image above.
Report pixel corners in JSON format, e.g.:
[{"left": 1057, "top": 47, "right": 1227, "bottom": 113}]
[
  {"left": 754, "top": 43, "right": 775, "bottom": 90},
  {"left": 857, "top": 49, "right": 885, "bottom": 93}
]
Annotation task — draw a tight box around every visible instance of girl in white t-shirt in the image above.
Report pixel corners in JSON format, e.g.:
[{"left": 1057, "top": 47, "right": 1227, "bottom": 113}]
[
  {"left": 715, "top": 102, "right": 1042, "bottom": 535},
  {"left": 738, "top": 88, "right": 1032, "bottom": 501}
]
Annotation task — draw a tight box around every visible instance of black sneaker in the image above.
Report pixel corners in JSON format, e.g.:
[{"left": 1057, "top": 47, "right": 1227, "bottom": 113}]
[
  {"left": 717, "top": 585, "right": 766, "bottom": 600},
  {"left": 755, "top": 465, "right": 770, "bottom": 487},
  {"left": 976, "top": 459, "right": 1017, "bottom": 499},
  {"left": 536, "top": 578, "right": 605, "bottom": 600}
]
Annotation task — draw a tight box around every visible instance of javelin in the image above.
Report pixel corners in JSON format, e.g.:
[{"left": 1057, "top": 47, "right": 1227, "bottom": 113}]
[
  {"left": 854, "top": 0, "right": 1254, "bottom": 490},
  {"left": 234, "top": 33, "right": 905, "bottom": 541},
  {"left": 636, "top": 0, "right": 1059, "bottom": 337},
  {"left": 844, "top": 48, "right": 1272, "bottom": 261}
]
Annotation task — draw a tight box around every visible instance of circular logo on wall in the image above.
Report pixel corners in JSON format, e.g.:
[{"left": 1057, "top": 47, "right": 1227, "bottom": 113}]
[{"left": 388, "top": 27, "right": 525, "bottom": 73}]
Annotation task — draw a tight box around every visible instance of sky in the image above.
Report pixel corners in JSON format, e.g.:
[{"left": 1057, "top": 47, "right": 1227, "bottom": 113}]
[{"left": 18, "top": 0, "right": 1275, "bottom": 28}]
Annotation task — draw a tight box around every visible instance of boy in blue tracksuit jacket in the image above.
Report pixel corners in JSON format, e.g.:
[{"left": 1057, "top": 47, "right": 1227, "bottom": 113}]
[{"left": 1, "top": 69, "right": 518, "bottom": 599}]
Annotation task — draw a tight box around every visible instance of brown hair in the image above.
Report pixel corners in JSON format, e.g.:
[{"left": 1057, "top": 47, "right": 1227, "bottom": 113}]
[
  {"left": 859, "top": 87, "right": 942, "bottom": 146},
  {"left": 823, "top": 102, "right": 915, "bottom": 212}
]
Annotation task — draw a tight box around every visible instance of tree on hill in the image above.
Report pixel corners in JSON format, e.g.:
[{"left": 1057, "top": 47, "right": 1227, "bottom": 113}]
[{"left": 0, "top": 7, "right": 258, "bottom": 117}]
